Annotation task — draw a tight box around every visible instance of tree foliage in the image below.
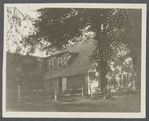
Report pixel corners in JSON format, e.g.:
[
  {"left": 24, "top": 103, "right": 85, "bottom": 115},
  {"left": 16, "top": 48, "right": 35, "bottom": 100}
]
[
  {"left": 6, "top": 8, "right": 141, "bottom": 63},
  {"left": 7, "top": 52, "right": 44, "bottom": 87},
  {"left": 106, "top": 41, "right": 136, "bottom": 92},
  {"left": 27, "top": 8, "right": 114, "bottom": 54},
  {"left": 6, "top": 7, "right": 35, "bottom": 54}
]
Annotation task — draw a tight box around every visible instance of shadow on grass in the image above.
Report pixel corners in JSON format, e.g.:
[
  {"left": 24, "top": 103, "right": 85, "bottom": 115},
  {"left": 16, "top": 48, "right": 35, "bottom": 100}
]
[{"left": 6, "top": 91, "right": 141, "bottom": 112}]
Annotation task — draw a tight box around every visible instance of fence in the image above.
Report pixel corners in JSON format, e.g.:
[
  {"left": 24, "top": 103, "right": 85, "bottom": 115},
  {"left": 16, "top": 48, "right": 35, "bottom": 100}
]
[
  {"left": 6, "top": 85, "right": 97, "bottom": 102},
  {"left": 6, "top": 85, "right": 86, "bottom": 101},
  {"left": 6, "top": 87, "right": 49, "bottom": 102}
]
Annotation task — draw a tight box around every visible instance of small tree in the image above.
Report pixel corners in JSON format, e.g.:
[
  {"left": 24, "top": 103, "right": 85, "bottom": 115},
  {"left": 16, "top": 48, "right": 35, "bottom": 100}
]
[{"left": 11, "top": 53, "right": 44, "bottom": 89}]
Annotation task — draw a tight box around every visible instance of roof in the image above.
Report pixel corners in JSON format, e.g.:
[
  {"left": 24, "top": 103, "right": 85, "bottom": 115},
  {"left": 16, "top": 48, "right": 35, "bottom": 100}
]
[
  {"left": 45, "top": 51, "right": 79, "bottom": 58},
  {"left": 44, "top": 38, "right": 97, "bottom": 80}
]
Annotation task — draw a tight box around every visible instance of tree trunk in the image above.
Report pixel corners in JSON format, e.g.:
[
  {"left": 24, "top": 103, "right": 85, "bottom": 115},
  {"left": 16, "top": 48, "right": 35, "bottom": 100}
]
[{"left": 99, "top": 59, "right": 108, "bottom": 98}]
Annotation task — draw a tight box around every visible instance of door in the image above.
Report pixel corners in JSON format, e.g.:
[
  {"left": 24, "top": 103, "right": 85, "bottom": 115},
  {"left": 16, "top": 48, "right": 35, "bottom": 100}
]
[
  {"left": 58, "top": 78, "right": 62, "bottom": 93},
  {"left": 62, "top": 77, "right": 67, "bottom": 92}
]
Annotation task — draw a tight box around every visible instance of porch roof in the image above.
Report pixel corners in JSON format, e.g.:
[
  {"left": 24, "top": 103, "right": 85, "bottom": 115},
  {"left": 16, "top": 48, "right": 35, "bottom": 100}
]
[{"left": 44, "top": 64, "right": 92, "bottom": 80}]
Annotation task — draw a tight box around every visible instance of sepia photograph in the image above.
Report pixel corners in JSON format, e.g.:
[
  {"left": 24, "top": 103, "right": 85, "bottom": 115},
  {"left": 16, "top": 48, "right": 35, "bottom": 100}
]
[{"left": 3, "top": 3, "right": 146, "bottom": 118}]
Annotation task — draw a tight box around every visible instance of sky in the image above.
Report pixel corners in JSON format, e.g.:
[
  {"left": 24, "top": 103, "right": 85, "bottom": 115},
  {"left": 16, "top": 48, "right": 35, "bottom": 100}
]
[
  {"left": 6, "top": 6, "right": 49, "bottom": 57},
  {"left": 15, "top": 6, "right": 42, "bottom": 19}
]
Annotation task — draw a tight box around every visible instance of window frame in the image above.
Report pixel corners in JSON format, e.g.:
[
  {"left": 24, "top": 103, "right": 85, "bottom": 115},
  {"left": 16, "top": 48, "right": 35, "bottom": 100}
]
[
  {"left": 49, "top": 59, "right": 54, "bottom": 70},
  {"left": 57, "top": 57, "right": 63, "bottom": 69},
  {"left": 40, "top": 61, "right": 45, "bottom": 70}
]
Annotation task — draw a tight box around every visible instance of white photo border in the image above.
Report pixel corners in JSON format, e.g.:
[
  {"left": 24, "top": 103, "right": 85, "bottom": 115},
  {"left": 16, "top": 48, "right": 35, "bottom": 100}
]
[{"left": 3, "top": 3, "right": 147, "bottom": 118}]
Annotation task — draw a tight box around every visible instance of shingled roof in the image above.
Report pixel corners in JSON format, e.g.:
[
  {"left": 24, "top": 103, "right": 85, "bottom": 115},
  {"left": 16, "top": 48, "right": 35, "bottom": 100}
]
[{"left": 43, "top": 38, "right": 97, "bottom": 80}]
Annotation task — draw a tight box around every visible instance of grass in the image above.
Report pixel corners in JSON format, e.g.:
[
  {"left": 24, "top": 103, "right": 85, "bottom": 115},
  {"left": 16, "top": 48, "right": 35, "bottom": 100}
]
[{"left": 6, "top": 91, "right": 141, "bottom": 112}]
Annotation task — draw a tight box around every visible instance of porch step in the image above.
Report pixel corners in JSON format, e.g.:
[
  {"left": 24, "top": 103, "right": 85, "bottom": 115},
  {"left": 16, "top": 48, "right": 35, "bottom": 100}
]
[{"left": 59, "top": 88, "right": 82, "bottom": 97}]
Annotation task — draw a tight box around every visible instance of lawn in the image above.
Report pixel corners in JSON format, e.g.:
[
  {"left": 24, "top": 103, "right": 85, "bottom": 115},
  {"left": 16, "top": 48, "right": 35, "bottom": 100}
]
[{"left": 6, "top": 91, "right": 141, "bottom": 112}]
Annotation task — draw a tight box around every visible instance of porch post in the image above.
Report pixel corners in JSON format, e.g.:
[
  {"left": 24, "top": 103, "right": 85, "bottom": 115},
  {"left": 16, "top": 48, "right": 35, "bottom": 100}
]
[
  {"left": 81, "top": 85, "right": 84, "bottom": 97},
  {"left": 55, "top": 87, "right": 57, "bottom": 100},
  {"left": 85, "top": 73, "right": 88, "bottom": 95},
  {"left": 90, "top": 85, "right": 92, "bottom": 97},
  {"left": 54, "top": 79, "right": 58, "bottom": 101},
  {"left": 132, "top": 77, "right": 136, "bottom": 91},
  {"left": 18, "top": 85, "right": 20, "bottom": 102},
  {"left": 57, "top": 79, "right": 59, "bottom": 94},
  {"left": 87, "top": 72, "right": 90, "bottom": 95},
  {"left": 54, "top": 83, "right": 57, "bottom": 101}
]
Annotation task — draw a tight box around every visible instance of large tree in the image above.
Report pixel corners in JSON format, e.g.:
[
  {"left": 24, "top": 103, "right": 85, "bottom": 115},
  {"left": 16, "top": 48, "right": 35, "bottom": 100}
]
[
  {"left": 26, "top": 8, "right": 113, "bottom": 52},
  {"left": 29, "top": 8, "right": 127, "bottom": 91}
]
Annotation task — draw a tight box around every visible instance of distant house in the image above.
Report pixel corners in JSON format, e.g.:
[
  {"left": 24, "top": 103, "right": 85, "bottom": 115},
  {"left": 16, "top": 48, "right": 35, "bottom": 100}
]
[{"left": 43, "top": 39, "right": 101, "bottom": 95}]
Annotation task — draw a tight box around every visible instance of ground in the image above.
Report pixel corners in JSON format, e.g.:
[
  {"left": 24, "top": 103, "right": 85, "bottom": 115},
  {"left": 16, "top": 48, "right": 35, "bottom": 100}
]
[{"left": 6, "top": 91, "right": 140, "bottom": 112}]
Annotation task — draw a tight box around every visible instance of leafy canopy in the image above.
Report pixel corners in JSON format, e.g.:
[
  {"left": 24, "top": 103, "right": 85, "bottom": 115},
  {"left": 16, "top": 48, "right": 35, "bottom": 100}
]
[
  {"left": 27, "top": 8, "right": 118, "bottom": 53},
  {"left": 106, "top": 41, "right": 135, "bottom": 91},
  {"left": 9, "top": 53, "right": 44, "bottom": 83}
]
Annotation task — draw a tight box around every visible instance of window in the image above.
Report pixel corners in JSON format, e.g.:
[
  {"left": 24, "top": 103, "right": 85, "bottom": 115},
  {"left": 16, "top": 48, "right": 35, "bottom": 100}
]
[
  {"left": 58, "top": 57, "right": 63, "bottom": 69},
  {"left": 63, "top": 57, "right": 68, "bottom": 67},
  {"left": 41, "top": 62, "right": 44, "bottom": 70},
  {"left": 49, "top": 60, "right": 54, "bottom": 70},
  {"left": 40, "top": 61, "right": 45, "bottom": 70}
]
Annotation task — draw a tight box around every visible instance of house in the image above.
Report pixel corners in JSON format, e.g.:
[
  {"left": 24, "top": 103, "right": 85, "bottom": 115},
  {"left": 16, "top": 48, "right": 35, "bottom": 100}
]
[
  {"left": 43, "top": 38, "right": 101, "bottom": 96},
  {"left": 6, "top": 37, "right": 138, "bottom": 95},
  {"left": 6, "top": 38, "right": 101, "bottom": 95}
]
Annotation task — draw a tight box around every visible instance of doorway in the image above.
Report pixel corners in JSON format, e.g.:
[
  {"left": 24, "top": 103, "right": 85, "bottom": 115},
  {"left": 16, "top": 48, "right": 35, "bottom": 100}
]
[
  {"left": 62, "top": 77, "right": 67, "bottom": 92},
  {"left": 58, "top": 78, "right": 62, "bottom": 93}
]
